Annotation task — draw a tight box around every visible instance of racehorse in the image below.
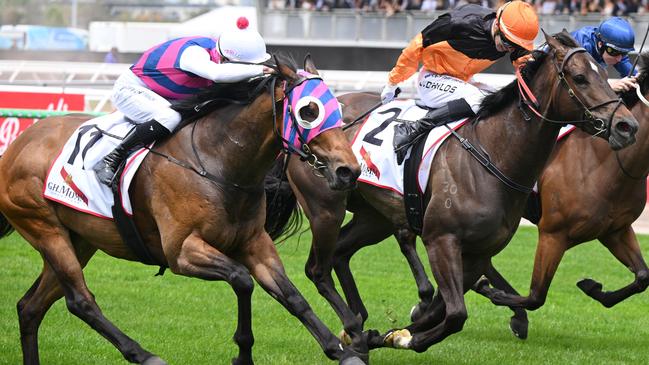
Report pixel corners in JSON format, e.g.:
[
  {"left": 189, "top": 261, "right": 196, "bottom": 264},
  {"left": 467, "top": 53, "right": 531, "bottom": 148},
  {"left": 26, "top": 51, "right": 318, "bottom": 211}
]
[
  {"left": 0, "top": 55, "right": 366, "bottom": 365},
  {"left": 265, "top": 31, "right": 639, "bottom": 352},
  {"left": 471, "top": 51, "right": 649, "bottom": 335}
]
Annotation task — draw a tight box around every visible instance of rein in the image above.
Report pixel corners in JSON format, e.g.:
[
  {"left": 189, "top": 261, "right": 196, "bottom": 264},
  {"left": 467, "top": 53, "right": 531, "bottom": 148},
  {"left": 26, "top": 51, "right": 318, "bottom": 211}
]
[
  {"left": 149, "top": 73, "right": 327, "bottom": 189},
  {"left": 517, "top": 47, "right": 623, "bottom": 138},
  {"left": 444, "top": 124, "right": 533, "bottom": 194}
]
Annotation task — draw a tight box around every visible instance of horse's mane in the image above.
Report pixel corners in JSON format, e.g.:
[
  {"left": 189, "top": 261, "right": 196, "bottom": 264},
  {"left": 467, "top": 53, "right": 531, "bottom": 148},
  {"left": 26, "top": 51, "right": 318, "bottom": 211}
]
[
  {"left": 620, "top": 52, "right": 649, "bottom": 107},
  {"left": 477, "top": 32, "right": 580, "bottom": 120},
  {"left": 171, "top": 53, "right": 298, "bottom": 129}
]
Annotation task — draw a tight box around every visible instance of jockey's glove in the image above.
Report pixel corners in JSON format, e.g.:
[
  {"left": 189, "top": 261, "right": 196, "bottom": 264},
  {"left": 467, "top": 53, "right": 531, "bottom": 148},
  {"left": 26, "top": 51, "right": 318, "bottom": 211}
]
[{"left": 381, "top": 83, "right": 400, "bottom": 104}]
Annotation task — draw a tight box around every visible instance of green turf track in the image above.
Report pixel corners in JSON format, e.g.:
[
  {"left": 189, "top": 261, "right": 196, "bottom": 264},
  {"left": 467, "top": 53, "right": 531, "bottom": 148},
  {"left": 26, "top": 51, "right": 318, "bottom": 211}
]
[{"left": 1, "top": 226, "right": 648, "bottom": 364}]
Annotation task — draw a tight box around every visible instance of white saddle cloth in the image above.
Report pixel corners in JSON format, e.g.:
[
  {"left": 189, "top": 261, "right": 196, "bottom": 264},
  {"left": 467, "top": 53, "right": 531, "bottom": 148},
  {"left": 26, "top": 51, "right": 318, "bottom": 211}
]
[
  {"left": 43, "top": 112, "right": 151, "bottom": 219},
  {"left": 351, "top": 99, "right": 468, "bottom": 195}
]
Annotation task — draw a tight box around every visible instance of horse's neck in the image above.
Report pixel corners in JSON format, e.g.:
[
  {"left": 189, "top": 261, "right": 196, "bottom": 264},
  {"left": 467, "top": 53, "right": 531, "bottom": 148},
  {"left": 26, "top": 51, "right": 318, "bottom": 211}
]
[
  {"left": 476, "top": 101, "right": 561, "bottom": 188},
  {"left": 193, "top": 100, "right": 279, "bottom": 188}
]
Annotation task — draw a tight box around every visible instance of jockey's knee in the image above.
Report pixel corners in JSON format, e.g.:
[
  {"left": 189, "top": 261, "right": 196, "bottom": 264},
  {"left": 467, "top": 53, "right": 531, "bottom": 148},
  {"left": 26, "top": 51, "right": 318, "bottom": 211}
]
[{"left": 152, "top": 109, "right": 181, "bottom": 131}]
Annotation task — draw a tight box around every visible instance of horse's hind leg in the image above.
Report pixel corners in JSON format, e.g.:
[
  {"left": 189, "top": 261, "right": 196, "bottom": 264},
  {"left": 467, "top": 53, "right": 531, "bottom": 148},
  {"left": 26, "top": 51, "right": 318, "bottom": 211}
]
[
  {"left": 577, "top": 226, "right": 649, "bottom": 307},
  {"left": 241, "top": 232, "right": 366, "bottom": 364},
  {"left": 170, "top": 233, "right": 254, "bottom": 365},
  {"left": 12, "top": 223, "right": 160, "bottom": 364},
  {"left": 18, "top": 238, "right": 97, "bottom": 365},
  {"left": 393, "top": 229, "right": 435, "bottom": 323}
]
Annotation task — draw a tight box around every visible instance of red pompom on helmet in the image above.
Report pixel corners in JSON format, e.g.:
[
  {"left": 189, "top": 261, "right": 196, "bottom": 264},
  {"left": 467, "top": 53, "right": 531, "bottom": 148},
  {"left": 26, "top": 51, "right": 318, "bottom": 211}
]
[{"left": 236, "top": 17, "right": 249, "bottom": 30}]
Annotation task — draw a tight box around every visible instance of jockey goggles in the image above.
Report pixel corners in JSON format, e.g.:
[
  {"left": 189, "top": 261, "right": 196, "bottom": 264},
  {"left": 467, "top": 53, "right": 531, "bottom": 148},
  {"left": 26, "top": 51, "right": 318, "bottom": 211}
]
[
  {"left": 498, "top": 31, "right": 519, "bottom": 51},
  {"left": 604, "top": 45, "right": 628, "bottom": 57}
]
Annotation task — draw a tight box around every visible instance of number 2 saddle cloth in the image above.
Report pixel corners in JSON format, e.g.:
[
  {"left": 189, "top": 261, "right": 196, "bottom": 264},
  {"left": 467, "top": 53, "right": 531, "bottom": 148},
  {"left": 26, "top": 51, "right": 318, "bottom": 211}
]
[
  {"left": 351, "top": 99, "right": 468, "bottom": 196},
  {"left": 43, "top": 112, "right": 152, "bottom": 219}
]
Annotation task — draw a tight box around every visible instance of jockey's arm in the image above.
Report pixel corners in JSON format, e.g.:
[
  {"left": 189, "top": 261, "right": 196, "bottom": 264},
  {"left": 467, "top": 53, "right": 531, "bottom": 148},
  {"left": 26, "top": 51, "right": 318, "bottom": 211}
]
[
  {"left": 179, "top": 45, "right": 264, "bottom": 83},
  {"left": 609, "top": 55, "right": 637, "bottom": 92},
  {"left": 387, "top": 34, "right": 424, "bottom": 86},
  {"left": 614, "top": 54, "right": 637, "bottom": 78}
]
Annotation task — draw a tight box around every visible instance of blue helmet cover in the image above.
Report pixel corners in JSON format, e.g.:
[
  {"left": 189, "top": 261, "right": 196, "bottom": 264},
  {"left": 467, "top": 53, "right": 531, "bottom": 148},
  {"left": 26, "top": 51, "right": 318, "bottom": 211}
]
[{"left": 597, "top": 17, "right": 635, "bottom": 53}]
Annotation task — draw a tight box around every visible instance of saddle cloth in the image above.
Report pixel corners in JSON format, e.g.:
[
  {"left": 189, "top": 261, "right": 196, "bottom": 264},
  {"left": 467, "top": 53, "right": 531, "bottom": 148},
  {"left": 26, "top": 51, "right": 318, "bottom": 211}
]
[
  {"left": 351, "top": 99, "right": 468, "bottom": 195},
  {"left": 43, "top": 112, "right": 151, "bottom": 219}
]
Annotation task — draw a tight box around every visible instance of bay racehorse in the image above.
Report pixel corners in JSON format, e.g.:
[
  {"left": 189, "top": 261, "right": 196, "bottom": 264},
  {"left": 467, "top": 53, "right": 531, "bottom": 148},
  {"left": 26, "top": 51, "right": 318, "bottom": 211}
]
[
  {"left": 265, "top": 32, "right": 638, "bottom": 352},
  {"left": 472, "top": 52, "right": 649, "bottom": 335},
  {"left": 0, "top": 55, "right": 367, "bottom": 365}
]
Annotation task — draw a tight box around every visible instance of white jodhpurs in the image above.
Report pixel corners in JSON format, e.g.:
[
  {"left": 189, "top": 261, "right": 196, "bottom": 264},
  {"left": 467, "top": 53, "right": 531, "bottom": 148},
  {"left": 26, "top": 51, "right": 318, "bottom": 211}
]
[
  {"left": 110, "top": 70, "right": 182, "bottom": 132},
  {"left": 416, "top": 70, "right": 487, "bottom": 114}
]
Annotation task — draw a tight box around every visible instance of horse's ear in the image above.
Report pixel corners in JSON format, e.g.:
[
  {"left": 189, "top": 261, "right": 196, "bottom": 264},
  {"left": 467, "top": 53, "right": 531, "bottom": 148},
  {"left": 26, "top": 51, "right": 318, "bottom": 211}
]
[
  {"left": 544, "top": 29, "right": 564, "bottom": 53},
  {"left": 304, "top": 54, "right": 319, "bottom": 76},
  {"left": 276, "top": 55, "right": 297, "bottom": 80}
]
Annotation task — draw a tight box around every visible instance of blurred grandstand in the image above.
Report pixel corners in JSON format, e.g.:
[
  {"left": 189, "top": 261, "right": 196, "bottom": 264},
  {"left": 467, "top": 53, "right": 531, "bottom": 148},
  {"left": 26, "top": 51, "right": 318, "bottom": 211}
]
[{"left": 0, "top": 1, "right": 646, "bottom": 105}]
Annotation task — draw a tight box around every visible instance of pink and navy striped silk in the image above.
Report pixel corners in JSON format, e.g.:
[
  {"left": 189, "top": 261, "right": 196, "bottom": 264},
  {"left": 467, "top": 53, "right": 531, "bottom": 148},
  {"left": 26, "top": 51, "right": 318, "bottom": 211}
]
[
  {"left": 130, "top": 37, "right": 222, "bottom": 100},
  {"left": 282, "top": 71, "right": 343, "bottom": 151}
]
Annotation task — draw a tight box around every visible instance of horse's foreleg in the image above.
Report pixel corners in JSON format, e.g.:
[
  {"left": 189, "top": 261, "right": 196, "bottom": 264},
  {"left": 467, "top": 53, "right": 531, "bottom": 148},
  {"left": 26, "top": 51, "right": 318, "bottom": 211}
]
[
  {"left": 473, "top": 263, "right": 529, "bottom": 339},
  {"left": 476, "top": 232, "right": 566, "bottom": 311},
  {"left": 304, "top": 210, "right": 366, "bottom": 346},
  {"left": 18, "top": 239, "right": 97, "bottom": 365},
  {"left": 242, "top": 232, "right": 366, "bottom": 365},
  {"left": 577, "top": 226, "right": 649, "bottom": 308},
  {"left": 382, "top": 235, "right": 469, "bottom": 352},
  {"left": 332, "top": 211, "right": 392, "bottom": 325},
  {"left": 172, "top": 233, "right": 255, "bottom": 365},
  {"left": 393, "top": 229, "right": 435, "bottom": 322}
]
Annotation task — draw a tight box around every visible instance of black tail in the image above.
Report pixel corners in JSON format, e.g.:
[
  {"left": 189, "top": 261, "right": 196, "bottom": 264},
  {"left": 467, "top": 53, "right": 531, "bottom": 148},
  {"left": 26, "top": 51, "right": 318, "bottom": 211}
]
[
  {"left": 0, "top": 212, "right": 15, "bottom": 238},
  {"left": 264, "top": 155, "right": 302, "bottom": 241}
]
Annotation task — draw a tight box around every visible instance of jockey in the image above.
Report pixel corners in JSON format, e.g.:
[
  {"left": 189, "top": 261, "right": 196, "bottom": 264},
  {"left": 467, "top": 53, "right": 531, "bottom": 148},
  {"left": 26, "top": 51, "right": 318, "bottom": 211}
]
[
  {"left": 381, "top": 1, "right": 539, "bottom": 160},
  {"left": 571, "top": 17, "right": 637, "bottom": 93},
  {"left": 93, "top": 17, "right": 273, "bottom": 186}
]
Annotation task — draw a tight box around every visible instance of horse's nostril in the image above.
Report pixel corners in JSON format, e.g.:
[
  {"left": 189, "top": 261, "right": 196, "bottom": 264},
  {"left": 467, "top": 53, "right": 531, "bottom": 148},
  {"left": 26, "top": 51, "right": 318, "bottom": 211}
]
[
  {"left": 336, "top": 166, "right": 356, "bottom": 184},
  {"left": 616, "top": 121, "right": 631, "bottom": 134}
]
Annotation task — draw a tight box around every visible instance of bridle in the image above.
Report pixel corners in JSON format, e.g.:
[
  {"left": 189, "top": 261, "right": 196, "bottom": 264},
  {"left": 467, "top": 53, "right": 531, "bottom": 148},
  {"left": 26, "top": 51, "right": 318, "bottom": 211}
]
[
  {"left": 269, "top": 74, "right": 327, "bottom": 173},
  {"left": 517, "top": 46, "right": 624, "bottom": 138}
]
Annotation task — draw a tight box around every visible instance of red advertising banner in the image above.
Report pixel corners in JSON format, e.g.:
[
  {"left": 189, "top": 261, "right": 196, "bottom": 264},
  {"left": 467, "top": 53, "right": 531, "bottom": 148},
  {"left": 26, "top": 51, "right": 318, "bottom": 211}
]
[{"left": 0, "top": 91, "right": 85, "bottom": 154}]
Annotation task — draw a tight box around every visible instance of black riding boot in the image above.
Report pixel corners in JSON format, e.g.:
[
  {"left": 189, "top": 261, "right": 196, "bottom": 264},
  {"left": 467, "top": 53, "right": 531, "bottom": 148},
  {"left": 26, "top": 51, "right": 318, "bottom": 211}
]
[
  {"left": 93, "top": 119, "right": 170, "bottom": 186},
  {"left": 393, "top": 99, "right": 476, "bottom": 163}
]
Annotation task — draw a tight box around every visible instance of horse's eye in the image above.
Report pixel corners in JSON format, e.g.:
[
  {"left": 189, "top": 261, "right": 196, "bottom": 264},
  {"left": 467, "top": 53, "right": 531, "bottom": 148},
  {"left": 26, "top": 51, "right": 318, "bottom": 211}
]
[
  {"left": 299, "top": 105, "right": 317, "bottom": 121},
  {"left": 573, "top": 74, "right": 587, "bottom": 85}
]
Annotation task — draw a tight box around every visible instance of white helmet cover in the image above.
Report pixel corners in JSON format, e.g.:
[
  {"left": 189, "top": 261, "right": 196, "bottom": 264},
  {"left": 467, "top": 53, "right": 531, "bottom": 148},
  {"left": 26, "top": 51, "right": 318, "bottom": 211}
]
[{"left": 218, "top": 28, "right": 270, "bottom": 64}]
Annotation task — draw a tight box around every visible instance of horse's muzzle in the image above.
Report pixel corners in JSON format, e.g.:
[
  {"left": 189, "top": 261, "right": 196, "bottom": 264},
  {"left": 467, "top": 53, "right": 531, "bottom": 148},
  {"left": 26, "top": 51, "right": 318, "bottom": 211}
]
[{"left": 609, "top": 117, "right": 638, "bottom": 150}]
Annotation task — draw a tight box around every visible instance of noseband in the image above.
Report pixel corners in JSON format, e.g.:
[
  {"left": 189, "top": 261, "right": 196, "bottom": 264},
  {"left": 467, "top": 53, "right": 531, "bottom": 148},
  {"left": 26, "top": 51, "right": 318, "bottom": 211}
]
[{"left": 517, "top": 47, "right": 623, "bottom": 137}]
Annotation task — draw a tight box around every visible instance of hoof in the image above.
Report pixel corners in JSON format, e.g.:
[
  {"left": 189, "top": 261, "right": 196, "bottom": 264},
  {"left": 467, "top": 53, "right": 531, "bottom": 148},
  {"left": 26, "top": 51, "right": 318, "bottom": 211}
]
[
  {"left": 338, "top": 329, "right": 352, "bottom": 346},
  {"left": 142, "top": 356, "right": 167, "bottom": 365},
  {"left": 577, "top": 278, "right": 602, "bottom": 295},
  {"left": 365, "top": 329, "right": 385, "bottom": 350},
  {"left": 340, "top": 356, "right": 366, "bottom": 365},
  {"left": 383, "top": 329, "right": 412, "bottom": 349},
  {"left": 509, "top": 315, "right": 528, "bottom": 340}
]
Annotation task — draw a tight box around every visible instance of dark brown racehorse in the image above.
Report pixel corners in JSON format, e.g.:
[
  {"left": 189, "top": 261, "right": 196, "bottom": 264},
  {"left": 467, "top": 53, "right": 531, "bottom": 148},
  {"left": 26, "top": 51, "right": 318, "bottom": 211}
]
[
  {"left": 0, "top": 56, "right": 366, "bottom": 365},
  {"left": 471, "top": 52, "right": 649, "bottom": 335},
  {"left": 265, "top": 32, "right": 638, "bottom": 352}
]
